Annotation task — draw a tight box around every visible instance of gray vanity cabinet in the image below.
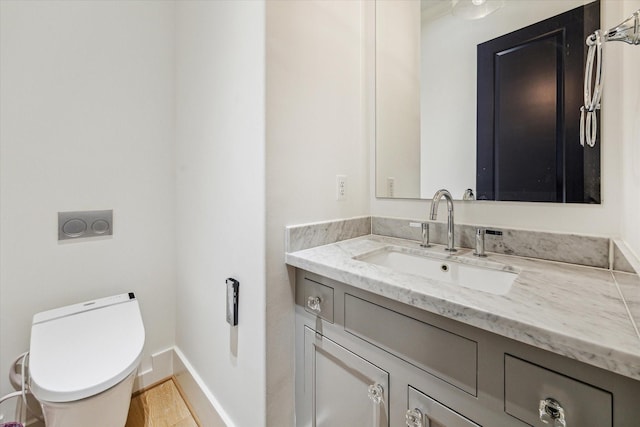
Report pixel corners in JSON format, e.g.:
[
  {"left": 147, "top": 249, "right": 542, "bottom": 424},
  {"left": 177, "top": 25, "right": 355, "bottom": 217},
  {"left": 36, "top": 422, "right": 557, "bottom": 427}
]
[
  {"left": 302, "top": 327, "right": 389, "bottom": 427},
  {"left": 295, "top": 269, "right": 640, "bottom": 427},
  {"left": 343, "top": 293, "right": 478, "bottom": 396},
  {"left": 407, "top": 387, "right": 480, "bottom": 427}
]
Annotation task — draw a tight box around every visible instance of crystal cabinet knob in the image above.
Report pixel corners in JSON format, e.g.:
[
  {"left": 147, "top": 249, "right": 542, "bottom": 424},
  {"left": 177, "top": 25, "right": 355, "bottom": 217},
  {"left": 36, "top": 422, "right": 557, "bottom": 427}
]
[
  {"left": 306, "top": 296, "right": 322, "bottom": 312},
  {"left": 539, "top": 398, "right": 566, "bottom": 427},
  {"left": 367, "top": 383, "right": 384, "bottom": 405},
  {"left": 405, "top": 408, "right": 424, "bottom": 427}
]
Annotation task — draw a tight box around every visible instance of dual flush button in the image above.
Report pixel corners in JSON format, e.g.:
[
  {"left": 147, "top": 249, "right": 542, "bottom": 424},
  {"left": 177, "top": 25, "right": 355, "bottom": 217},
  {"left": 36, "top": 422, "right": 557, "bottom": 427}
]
[{"left": 58, "top": 210, "right": 113, "bottom": 240}]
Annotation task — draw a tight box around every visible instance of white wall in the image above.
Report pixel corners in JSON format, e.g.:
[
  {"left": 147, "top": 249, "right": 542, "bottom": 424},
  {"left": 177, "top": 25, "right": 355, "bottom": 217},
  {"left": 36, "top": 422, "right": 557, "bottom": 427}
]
[
  {"left": 266, "top": 1, "right": 370, "bottom": 425},
  {"left": 174, "top": 2, "right": 266, "bottom": 426},
  {"left": 371, "top": 0, "right": 625, "bottom": 237},
  {"left": 619, "top": 0, "right": 640, "bottom": 260},
  {"left": 0, "top": 0, "right": 176, "bottom": 417},
  {"left": 376, "top": 0, "right": 421, "bottom": 198}
]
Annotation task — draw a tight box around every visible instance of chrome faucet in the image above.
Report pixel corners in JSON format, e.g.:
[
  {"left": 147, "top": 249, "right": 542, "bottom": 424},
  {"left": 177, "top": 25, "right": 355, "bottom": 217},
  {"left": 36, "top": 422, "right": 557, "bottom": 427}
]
[{"left": 430, "top": 189, "right": 456, "bottom": 252}]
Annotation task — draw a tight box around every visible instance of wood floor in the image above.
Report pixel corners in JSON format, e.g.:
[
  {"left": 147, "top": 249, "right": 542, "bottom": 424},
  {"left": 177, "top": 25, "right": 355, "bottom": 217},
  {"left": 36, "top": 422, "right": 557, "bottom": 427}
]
[{"left": 125, "top": 378, "right": 200, "bottom": 427}]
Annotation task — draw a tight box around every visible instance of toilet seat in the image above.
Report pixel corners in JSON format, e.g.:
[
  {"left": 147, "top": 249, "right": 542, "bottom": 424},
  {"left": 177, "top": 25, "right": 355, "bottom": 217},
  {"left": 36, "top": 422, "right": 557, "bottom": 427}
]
[{"left": 29, "top": 293, "right": 145, "bottom": 403}]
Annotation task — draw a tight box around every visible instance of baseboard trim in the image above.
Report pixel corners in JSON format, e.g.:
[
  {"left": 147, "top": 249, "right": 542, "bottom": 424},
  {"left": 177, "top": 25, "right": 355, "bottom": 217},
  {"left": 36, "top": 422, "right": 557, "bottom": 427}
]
[
  {"left": 172, "top": 375, "right": 204, "bottom": 427},
  {"left": 173, "top": 347, "right": 231, "bottom": 427},
  {"left": 134, "top": 347, "right": 174, "bottom": 392}
]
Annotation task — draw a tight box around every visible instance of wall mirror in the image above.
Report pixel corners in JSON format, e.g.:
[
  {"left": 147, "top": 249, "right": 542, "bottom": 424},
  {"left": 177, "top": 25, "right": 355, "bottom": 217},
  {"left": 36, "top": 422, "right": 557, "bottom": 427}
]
[{"left": 375, "top": 0, "right": 601, "bottom": 203}]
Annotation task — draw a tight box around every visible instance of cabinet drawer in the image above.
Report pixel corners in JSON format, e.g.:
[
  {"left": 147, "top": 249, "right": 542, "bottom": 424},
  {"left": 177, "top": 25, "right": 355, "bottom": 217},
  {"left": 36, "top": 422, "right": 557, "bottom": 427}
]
[
  {"left": 344, "top": 294, "right": 477, "bottom": 395},
  {"left": 302, "top": 278, "right": 334, "bottom": 323},
  {"left": 408, "top": 386, "right": 480, "bottom": 427},
  {"left": 504, "top": 355, "right": 612, "bottom": 427}
]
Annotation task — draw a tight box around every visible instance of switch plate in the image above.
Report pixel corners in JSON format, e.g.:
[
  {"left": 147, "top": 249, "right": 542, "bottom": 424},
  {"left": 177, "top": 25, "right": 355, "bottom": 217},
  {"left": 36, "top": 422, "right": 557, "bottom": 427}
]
[
  {"left": 387, "top": 177, "right": 395, "bottom": 197},
  {"left": 58, "top": 210, "right": 113, "bottom": 241},
  {"left": 336, "top": 175, "right": 347, "bottom": 201}
]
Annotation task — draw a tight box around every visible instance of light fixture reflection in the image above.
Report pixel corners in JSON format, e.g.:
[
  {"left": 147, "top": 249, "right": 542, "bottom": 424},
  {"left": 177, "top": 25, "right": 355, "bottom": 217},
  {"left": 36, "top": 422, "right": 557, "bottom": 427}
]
[{"left": 452, "top": 0, "right": 504, "bottom": 20}]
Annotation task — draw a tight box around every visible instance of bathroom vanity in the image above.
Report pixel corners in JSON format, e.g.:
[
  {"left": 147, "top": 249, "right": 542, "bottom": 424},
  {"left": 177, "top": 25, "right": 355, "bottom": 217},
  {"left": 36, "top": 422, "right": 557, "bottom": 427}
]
[{"left": 288, "top": 233, "right": 640, "bottom": 427}]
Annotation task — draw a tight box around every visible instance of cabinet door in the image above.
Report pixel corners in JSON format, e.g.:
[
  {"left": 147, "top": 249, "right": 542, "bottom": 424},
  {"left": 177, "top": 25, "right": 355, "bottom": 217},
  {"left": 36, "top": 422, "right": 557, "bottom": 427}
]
[
  {"left": 406, "top": 386, "right": 480, "bottom": 427},
  {"left": 303, "top": 326, "right": 389, "bottom": 427}
]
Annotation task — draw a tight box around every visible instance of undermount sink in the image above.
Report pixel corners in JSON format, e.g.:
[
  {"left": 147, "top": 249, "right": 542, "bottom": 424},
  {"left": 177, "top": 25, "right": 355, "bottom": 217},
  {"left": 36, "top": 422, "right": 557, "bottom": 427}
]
[{"left": 356, "top": 247, "right": 519, "bottom": 295}]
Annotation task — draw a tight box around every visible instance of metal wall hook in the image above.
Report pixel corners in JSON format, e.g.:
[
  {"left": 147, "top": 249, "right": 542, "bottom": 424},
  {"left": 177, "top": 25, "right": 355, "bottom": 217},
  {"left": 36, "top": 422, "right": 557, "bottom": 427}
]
[
  {"left": 581, "top": 9, "right": 640, "bottom": 148},
  {"left": 604, "top": 10, "right": 640, "bottom": 45}
]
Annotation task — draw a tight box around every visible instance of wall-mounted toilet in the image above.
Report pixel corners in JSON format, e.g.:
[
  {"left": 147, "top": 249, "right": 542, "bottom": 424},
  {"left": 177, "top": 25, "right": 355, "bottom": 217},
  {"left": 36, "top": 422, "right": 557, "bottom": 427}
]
[{"left": 28, "top": 293, "right": 145, "bottom": 427}]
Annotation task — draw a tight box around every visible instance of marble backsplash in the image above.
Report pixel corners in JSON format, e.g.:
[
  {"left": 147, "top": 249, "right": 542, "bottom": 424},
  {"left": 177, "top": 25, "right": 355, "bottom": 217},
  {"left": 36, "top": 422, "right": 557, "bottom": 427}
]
[
  {"left": 285, "top": 216, "right": 638, "bottom": 273},
  {"left": 613, "top": 239, "right": 638, "bottom": 274},
  {"left": 285, "top": 216, "right": 371, "bottom": 252}
]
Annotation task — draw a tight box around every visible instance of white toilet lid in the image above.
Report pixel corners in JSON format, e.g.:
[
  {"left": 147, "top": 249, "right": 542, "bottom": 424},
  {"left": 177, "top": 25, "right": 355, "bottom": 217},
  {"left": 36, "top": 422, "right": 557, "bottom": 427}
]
[{"left": 29, "top": 293, "right": 145, "bottom": 403}]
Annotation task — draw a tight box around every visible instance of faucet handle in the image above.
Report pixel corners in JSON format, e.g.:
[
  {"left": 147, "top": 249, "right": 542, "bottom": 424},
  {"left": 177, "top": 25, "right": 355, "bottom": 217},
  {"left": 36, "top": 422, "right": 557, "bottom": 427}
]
[
  {"left": 473, "top": 228, "right": 487, "bottom": 257},
  {"left": 409, "top": 222, "right": 431, "bottom": 248}
]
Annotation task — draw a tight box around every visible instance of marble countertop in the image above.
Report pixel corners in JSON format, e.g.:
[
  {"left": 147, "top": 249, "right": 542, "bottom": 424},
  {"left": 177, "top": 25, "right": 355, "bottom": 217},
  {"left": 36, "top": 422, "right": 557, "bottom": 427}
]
[{"left": 285, "top": 234, "right": 640, "bottom": 381}]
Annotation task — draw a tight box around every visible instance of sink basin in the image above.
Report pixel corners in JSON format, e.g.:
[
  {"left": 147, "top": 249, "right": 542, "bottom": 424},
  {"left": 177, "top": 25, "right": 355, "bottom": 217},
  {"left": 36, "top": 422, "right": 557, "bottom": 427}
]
[{"left": 356, "top": 247, "right": 518, "bottom": 295}]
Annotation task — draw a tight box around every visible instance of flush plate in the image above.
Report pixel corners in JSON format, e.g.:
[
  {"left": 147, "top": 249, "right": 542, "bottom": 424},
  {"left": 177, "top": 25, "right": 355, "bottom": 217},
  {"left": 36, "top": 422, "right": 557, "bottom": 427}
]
[{"left": 58, "top": 210, "right": 113, "bottom": 241}]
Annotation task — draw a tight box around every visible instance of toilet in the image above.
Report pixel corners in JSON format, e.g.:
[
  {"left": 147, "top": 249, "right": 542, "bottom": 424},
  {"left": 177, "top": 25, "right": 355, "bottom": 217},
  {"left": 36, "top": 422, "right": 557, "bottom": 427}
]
[{"left": 28, "top": 293, "right": 145, "bottom": 427}]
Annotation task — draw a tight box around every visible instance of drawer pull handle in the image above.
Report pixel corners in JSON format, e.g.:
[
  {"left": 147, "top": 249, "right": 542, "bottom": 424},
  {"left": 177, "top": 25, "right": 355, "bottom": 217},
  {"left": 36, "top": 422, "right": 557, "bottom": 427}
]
[
  {"left": 539, "top": 397, "right": 566, "bottom": 427},
  {"left": 307, "top": 296, "right": 322, "bottom": 312},
  {"left": 405, "top": 408, "right": 426, "bottom": 427},
  {"left": 367, "top": 383, "right": 384, "bottom": 405}
]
